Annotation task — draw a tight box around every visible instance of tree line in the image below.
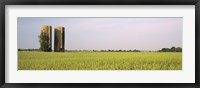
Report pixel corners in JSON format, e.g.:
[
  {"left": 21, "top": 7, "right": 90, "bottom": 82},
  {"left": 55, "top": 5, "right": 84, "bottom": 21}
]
[
  {"left": 18, "top": 47, "right": 182, "bottom": 52},
  {"left": 65, "top": 49, "right": 141, "bottom": 52},
  {"left": 158, "top": 47, "right": 182, "bottom": 52}
]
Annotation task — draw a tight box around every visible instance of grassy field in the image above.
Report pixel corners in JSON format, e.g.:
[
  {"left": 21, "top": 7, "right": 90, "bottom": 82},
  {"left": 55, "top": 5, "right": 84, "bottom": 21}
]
[{"left": 18, "top": 51, "right": 182, "bottom": 70}]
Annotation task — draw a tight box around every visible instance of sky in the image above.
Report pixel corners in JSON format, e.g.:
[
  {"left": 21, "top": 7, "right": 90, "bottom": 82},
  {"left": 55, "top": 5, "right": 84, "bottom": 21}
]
[{"left": 17, "top": 17, "right": 182, "bottom": 51}]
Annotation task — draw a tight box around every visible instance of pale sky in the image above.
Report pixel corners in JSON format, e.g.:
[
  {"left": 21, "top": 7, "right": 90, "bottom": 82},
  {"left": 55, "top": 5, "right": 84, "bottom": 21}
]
[{"left": 17, "top": 17, "right": 182, "bottom": 51}]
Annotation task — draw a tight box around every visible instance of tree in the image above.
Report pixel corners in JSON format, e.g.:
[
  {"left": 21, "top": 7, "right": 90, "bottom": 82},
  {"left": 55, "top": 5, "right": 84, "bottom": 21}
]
[
  {"left": 18, "top": 49, "right": 21, "bottom": 51},
  {"left": 159, "top": 47, "right": 182, "bottom": 52},
  {"left": 176, "top": 47, "right": 182, "bottom": 52},
  {"left": 171, "top": 46, "right": 176, "bottom": 52},
  {"left": 128, "top": 49, "right": 132, "bottom": 52},
  {"left": 39, "top": 32, "right": 51, "bottom": 52}
]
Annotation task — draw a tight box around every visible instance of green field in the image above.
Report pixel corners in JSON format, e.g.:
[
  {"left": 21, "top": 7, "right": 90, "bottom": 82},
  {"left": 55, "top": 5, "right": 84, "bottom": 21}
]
[{"left": 18, "top": 51, "right": 182, "bottom": 70}]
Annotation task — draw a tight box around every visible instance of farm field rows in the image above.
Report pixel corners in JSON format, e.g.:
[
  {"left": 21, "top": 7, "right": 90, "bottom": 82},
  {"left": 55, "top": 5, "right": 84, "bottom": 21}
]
[{"left": 18, "top": 51, "right": 182, "bottom": 70}]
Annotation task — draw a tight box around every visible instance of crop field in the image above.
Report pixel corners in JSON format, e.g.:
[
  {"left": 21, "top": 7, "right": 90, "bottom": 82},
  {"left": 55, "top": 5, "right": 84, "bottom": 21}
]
[{"left": 18, "top": 51, "right": 182, "bottom": 70}]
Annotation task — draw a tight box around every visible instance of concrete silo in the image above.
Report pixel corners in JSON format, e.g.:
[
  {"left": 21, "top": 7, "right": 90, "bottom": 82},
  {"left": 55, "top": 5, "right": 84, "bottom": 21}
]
[{"left": 54, "top": 26, "right": 65, "bottom": 52}]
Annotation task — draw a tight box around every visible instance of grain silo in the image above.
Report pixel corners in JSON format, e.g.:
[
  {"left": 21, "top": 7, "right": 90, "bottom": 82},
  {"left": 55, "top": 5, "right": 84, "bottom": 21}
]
[
  {"left": 40, "top": 25, "right": 52, "bottom": 51},
  {"left": 54, "top": 26, "right": 65, "bottom": 52}
]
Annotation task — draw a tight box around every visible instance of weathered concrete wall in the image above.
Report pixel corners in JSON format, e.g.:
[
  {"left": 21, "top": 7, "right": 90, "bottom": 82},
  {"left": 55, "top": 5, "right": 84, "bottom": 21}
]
[
  {"left": 41, "top": 25, "right": 52, "bottom": 51},
  {"left": 54, "top": 26, "right": 65, "bottom": 52}
]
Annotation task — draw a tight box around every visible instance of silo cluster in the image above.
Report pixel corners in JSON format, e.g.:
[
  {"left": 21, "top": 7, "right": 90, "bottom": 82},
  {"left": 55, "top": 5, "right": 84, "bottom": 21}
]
[{"left": 40, "top": 25, "right": 65, "bottom": 52}]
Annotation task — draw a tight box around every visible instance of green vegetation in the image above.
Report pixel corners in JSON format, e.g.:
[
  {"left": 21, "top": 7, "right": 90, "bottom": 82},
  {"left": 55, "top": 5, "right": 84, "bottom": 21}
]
[
  {"left": 39, "top": 32, "right": 51, "bottom": 52},
  {"left": 158, "top": 46, "right": 182, "bottom": 52},
  {"left": 18, "top": 51, "right": 182, "bottom": 70}
]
